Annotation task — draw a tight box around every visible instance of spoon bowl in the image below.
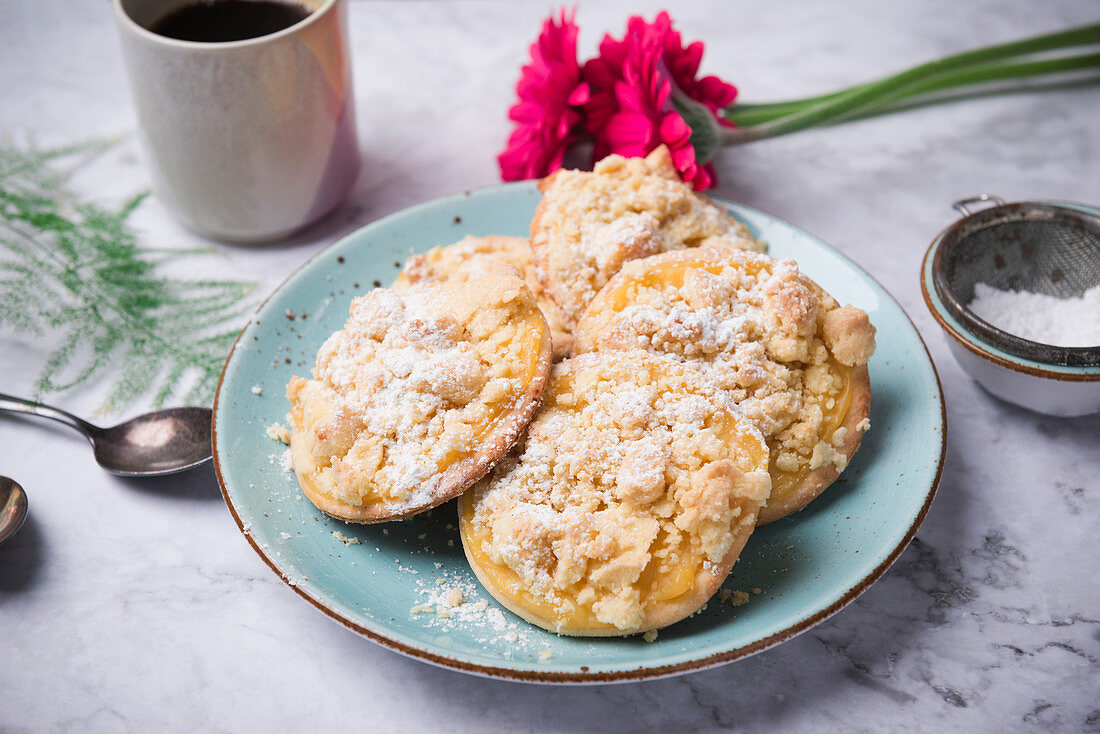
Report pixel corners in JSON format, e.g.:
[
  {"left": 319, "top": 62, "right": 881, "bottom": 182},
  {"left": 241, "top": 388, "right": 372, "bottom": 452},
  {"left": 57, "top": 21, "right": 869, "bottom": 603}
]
[
  {"left": 0, "top": 476, "right": 29, "bottom": 545},
  {"left": 0, "top": 394, "right": 214, "bottom": 476},
  {"left": 92, "top": 407, "right": 214, "bottom": 476}
]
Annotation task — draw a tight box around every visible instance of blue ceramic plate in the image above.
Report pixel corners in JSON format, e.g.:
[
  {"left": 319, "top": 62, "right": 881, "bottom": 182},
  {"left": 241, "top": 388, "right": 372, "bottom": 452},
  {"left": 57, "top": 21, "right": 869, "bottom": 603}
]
[{"left": 213, "top": 183, "right": 945, "bottom": 683}]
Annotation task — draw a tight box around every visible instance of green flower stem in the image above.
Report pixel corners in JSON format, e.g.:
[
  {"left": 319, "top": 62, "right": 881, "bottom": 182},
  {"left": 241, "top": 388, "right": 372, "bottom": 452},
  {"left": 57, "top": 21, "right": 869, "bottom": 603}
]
[
  {"left": 728, "top": 93, "right": 863, "bottom": 128},
  {"left": 721, "top": 22, "right": 1100, "bottom": 143},
  {"left": 727, "top": 51, "right": 1100, "bottom": 128}
]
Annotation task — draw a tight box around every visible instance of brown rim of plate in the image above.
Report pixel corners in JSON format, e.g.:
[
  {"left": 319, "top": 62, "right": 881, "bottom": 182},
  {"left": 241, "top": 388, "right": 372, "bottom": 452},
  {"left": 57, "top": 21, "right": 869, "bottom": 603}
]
[
  {"left": 211, "top": 193, "right": 946, "bottom": 684},
  {"left": 920, "top": 226, "right": 1100, "bottom": 384}
]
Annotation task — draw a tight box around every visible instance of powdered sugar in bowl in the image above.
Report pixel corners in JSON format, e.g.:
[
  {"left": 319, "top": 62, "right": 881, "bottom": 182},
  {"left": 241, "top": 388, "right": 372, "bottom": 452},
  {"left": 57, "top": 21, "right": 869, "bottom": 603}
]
[{"left": 921, "top": 195, "right": 1100, "bottom": 416}]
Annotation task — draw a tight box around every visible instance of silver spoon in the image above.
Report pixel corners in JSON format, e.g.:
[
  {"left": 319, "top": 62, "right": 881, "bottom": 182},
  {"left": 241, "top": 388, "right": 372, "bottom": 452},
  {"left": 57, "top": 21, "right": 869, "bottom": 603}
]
[
  {"left": 0, "top": 393, "right": 213, "bottom": 476},
  {"left": 0, "top": 476, "right": 28, "bottom": 545}
]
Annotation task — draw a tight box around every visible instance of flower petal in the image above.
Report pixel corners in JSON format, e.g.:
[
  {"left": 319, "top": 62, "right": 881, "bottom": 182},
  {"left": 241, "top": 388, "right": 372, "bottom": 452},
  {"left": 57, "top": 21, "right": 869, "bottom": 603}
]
[
  {"left": 581, "top": 11, "right": 732, "bottom": 189},
  {"left": 497, "top": 9, "right": 589, "bottom": 181}
]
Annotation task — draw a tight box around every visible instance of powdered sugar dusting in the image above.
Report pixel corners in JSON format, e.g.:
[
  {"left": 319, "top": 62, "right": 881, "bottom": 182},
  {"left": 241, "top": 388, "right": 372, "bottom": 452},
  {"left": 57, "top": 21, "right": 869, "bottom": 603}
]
[
  {"left": 287, "top": 264, "right": 544, "bottom": 514},
  {"left": 613, "top": 302, "right": 755, "bottom": 357},
  {"left": 968, "top": 282, "right": 1100, "bottom": 347}
]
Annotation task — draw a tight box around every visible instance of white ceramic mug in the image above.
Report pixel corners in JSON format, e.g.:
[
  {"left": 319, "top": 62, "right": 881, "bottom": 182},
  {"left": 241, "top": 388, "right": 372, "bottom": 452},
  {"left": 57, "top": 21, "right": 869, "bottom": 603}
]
[{"left": 113, "top": 0, "right": 360, "bottom": 242}]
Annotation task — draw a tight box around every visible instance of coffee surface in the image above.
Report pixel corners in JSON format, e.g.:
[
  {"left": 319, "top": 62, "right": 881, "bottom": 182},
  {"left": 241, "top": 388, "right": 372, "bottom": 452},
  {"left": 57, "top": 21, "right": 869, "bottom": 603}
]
[{"left": 149, "top": 0, "right": 311, "bottom": 42}]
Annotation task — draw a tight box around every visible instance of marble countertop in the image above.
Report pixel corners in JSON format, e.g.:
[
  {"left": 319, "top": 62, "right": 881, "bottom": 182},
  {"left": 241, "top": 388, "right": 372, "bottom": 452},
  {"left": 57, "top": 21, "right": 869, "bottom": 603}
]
[{"left": 2, "top": 1, "right": 1098, "bottom": 731}]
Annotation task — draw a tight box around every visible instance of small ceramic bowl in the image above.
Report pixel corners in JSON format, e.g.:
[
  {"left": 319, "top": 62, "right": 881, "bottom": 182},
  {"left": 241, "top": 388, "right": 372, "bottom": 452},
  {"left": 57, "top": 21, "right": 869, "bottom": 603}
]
[{"left": 921, "top": 195, "right": 1100, "bottom": 416}]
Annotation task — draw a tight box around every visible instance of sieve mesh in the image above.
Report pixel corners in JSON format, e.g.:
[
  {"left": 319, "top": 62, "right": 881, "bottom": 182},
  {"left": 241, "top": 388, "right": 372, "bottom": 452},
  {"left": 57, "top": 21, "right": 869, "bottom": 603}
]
[{"left": 932, "top": 199, "right": 1100, "bottom": 367}]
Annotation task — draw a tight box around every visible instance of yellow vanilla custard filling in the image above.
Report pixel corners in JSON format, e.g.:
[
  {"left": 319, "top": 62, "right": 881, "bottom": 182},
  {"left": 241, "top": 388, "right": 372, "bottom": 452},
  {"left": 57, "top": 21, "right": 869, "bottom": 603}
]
[
  {"left": 459, "top": 351, "right": 771, "bottom": 635},
  {"left": 768, "top": 359, "right": 853, "bottom": 500}
]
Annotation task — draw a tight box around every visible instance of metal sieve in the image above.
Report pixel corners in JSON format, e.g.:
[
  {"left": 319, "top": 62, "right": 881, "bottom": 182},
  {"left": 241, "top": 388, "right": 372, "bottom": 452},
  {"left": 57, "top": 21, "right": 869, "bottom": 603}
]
[{"left": 931, "top": 195, "right": 1100, "bottom": 367}]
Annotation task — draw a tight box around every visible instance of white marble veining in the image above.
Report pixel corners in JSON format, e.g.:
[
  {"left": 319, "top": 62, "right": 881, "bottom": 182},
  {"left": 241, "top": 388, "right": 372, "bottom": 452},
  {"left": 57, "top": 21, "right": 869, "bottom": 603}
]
[{"left": 1, "top": 1, "right": 1098, "bottom": 731}]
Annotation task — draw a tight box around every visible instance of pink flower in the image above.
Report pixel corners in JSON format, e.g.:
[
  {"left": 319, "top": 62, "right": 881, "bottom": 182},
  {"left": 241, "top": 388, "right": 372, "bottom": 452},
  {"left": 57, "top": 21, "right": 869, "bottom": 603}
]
[
  {"left": 583, "top": 12, "right": 736, "bottom": 189},
  {"left": 497, "top": 9, "right": 590, "bottom": 181},
  {"left": 658, "top": 14, "right": 738, "bottom": 127}
]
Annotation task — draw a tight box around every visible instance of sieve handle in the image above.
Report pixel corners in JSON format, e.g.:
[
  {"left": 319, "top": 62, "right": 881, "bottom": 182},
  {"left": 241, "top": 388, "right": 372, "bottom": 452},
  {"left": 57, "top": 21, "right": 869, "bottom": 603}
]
[{"left": 953, "top": 195, "right": 1007, "bottom": 217}]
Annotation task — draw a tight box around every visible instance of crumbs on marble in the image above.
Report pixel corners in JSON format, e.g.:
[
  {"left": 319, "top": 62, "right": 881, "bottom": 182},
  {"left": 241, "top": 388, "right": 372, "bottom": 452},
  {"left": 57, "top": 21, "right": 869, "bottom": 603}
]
[
  {"left": 332, "top": 530, "right": 361, "bottom": 546},
  {"left": 251, "top": 385, "right": 263, "bottom": 395},
  {"left": 643, "top": 630, "right": 658, "bottom": 643},
  {"left": 538, "top": 649, "right": 553, "bottom": 661}
]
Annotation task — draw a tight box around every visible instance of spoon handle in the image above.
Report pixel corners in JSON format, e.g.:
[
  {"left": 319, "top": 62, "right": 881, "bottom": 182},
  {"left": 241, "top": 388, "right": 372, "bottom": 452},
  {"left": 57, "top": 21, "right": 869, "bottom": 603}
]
[{"left": 0, "top": 393, "right": 98, "bottom": 440}]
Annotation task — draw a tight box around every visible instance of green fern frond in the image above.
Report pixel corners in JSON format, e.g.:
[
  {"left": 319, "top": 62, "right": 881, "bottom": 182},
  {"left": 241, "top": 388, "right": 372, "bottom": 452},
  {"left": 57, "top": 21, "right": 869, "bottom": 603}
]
[{"left": 0, "top": 138, "right": 257, "bottom": 413}]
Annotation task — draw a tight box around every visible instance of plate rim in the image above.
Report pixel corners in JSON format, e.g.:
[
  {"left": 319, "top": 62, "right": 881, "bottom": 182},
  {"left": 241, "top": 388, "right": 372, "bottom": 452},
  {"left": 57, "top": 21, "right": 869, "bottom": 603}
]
[{"left": 211, "top": 181, "right": 947, "bottom": 684}]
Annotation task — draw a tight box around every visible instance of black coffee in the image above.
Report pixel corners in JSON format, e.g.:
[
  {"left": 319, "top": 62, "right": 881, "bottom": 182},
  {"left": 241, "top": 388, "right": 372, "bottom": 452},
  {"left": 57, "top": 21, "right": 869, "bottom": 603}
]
[{"left": 149, "top": 0, "right": 312, "bottom": 43}]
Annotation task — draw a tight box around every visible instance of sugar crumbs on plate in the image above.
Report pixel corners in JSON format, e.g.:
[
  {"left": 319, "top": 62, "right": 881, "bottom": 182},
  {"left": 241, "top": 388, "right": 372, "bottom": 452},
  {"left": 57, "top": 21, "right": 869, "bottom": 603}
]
[
  {"left": 719, "top": 588, "right": 752, "bottom": 607},
  {"left": 332, "top": 530, "right": 361, "bottom": 546},
  {"left": 265, "top": 423, "right": 291, "bottom": 444}
]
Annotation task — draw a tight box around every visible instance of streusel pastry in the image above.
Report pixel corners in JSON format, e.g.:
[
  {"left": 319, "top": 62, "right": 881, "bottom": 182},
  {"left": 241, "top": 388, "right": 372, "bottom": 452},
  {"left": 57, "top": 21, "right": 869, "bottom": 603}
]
[
  {"left": 287, "top": 258, "right": 552, "bottom": 522},
  {"left": 458, "top": 351, "right": 771, "bottom": 636},
  {"left": 395, "top": 235, "right": 573, "bottom": 360},
  {"left": 573, "top": 248, "right": 875, "bottom": 525},
  {"left": 529, "top": 145, "right": 764, "bottom": 327}
]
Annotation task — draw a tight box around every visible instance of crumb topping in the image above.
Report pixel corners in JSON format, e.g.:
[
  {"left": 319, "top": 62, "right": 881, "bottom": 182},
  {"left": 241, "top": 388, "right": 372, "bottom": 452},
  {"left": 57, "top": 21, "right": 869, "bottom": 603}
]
[
  {"left": 287, "top": 257, "right": 550, "bottom": 518},
  {"left": 823, "top": 305, "right": 877, "bottom": 366},
  {"left": 573, "top": 248, "right": 875, "bottom": 492},
  {"left": 530, "top": 145, "right": 764, "bottom": 326},
  {"left": 462, "top": 351, "right": 770, "bottom": 633},
  {"left": 396, "top": 235, "right": 574, "bottom": 361}
]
